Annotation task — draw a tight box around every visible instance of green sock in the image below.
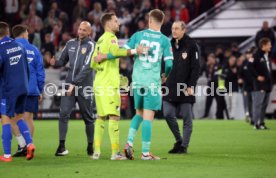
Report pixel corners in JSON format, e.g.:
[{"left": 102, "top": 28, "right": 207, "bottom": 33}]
[
  {"left": 94, "top": 119, "right": 105, "bottom": 153},
  {"left": 108, "top": 120, "right": 119, "bottom": 155},
  {"left": 142, "top": 120, "right": 152, "bottom": 155},
  {"left": 127, "top": 115, "right": 143, "bottom": 147}
]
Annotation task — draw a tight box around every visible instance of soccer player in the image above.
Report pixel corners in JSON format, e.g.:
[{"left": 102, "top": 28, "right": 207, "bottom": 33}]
[
  {"left": 10, "top": 24, "right": 45, "bottom": 157},
  {"left": 0, "top": 21, "right": 35, "bottom": 162},
  {"left": 123, "top": 9, "right": 173, "bottom": 160},
  {"left": 90, "top": 12, "right": 145, "bottom": 160}
]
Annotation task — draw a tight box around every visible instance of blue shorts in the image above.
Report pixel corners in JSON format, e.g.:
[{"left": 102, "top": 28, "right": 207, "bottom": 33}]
[
  {"left": 1, "top": 95, "right": 27, "bottom": 117},
  {"left": 24, "top": 96, "right": 39, "bottom": 113}
]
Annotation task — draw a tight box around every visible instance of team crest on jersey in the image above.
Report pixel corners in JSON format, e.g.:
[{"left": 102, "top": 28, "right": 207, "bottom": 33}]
[
  {"left": 81, "top": 47, "right": 87, "bottom": 54},
  {"left": 182, "top": 52, "right": 188, "bottom": 60}
]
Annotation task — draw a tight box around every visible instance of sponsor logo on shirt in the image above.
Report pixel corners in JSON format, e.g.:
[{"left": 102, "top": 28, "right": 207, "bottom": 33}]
[
  {"left": 26, "top": 50, "right": 35, "bottom": 55},
  {"left": 69, "top": 47, "right": 76, "bottom": 52},
  {"left": 1, "top": 40, "right": 12, "bottom": 45},
  {"left": 27, "top": 57, "right": 34, "bottom": 63},
  {"left": 9, "top": 54, "right": 21, "bottom": 65},
  {"left": 143, "top": 32, "right": 161, "bottom": 38},
  {"left": 6, "top": 46, "right": 21, "bottom": 54}
]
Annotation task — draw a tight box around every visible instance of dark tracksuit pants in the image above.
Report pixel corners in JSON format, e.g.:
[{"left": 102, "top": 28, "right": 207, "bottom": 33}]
[
  {"left": 252, "top": 91, "right": 270, "bottom": 125},
  {"left": 203, "top": 84, "right": 216, "bottom": 117},
  {"left": 163, "top": 101, "right": 193, "bottom": 148},
  {"left": 244, "top": 91, "right": 253, "bottom": 119},
  {"left": 215, "top": 93, "right": 229, "bottom": 120},
  {"left": 59, "top": 91, "right": 96, "bottom": 144}
]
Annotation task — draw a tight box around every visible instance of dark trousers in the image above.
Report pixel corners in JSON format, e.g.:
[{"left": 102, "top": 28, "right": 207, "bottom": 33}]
[
  {"left": 59, "top": 93, "right": 96, "bottom": 144},
  {"left": 252, "top": 91, "right": 270, "bottom": 126},
  {"left": 215, "top": 93, "right": 229, "bottom": 119},
  {"left": 203, "top": 86, "right": 216, "bottom": 117},
  {"left": 163, "top": 101, "right": 193, "bottom": 148},
  {"left": 244, "top": 91, "right": 253, "bottom": 119}
]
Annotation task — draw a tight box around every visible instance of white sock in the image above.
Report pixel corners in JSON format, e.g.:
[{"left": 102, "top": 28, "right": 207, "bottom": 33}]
[
  {"left": 4, "top": 154, "right": 11, "bottom": 158},
  {"left": 127, "top": 141, "right": 133, "bottom": 147},
  {"left": 16, "top": 135, "right": 26, "bottom": 148},
  {"left": 142, "top": 152, "right": 150, "bottom": 156}
]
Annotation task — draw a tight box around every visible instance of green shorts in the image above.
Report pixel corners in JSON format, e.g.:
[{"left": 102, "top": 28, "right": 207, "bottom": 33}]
[
  {"left": 94, "top": 88, "right": 121, "bottom": 117},
  {"left": 133, "top": 87, "right": 161, "bottom": 111}
]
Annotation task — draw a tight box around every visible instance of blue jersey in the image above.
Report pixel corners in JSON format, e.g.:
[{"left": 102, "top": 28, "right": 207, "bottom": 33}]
[
  {"left": 0, "top": 36, "right": 29, "bottom": 97},
  {"left": 15, "top": 38, "right": 45, "bottom": 96}
]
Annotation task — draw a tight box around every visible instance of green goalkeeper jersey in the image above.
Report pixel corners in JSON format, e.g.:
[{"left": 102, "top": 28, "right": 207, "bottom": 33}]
[
  {"left": 90, "top": 31, "right": 128, "bottom": 88},
  {"left": 124, "top": 29, "right": 173, "bottom": 88}
]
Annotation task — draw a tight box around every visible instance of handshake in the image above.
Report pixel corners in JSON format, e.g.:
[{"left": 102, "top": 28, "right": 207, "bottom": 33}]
[{"left": 94, "top": 45, "right": 150, "bottom": 63}]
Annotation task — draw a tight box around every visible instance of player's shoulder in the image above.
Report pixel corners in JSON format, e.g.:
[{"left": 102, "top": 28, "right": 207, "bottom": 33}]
[
  {"left": 133, "top": 30, "right": 143, "bottom": 36},
  {"left": 162, "top": 34, "right": 170, "bottom": 41},
  {"left": 159, "top": 33, "right": 171, "bottom": 45},
  {"left": 66, "top": 38, "right": 77, "bottom": 45},
  {"left": 87, "top": 40, "right": 95, "bottom": 48},
  {"left": 14, "top": 41, "right": 26, "bottom": 52},
  {"left": 27, "top": 43, "right": 39, "bottom": 52},
  {"left": 185, "top": 35, "right": 197, "bottom": 45},
  {"left": 109, "top": 33, "right": 118, "bottom": 40}
]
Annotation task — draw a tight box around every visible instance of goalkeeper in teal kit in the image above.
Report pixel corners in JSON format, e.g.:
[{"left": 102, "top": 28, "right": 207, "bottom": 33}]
[
  {"left": 124, "top": 9, "right": 173, "bottom": 160},
  {"left": 96, "top": 9, "right": 173, "bottom": 160}
]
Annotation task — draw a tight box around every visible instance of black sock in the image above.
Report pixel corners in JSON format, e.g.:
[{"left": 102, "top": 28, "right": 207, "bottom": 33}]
[
  {"left": 59, "top": 140, "right": 65, "bottom": 147},
  {"left": 88, "top": 142, "right": 93, "bottom": 147}
]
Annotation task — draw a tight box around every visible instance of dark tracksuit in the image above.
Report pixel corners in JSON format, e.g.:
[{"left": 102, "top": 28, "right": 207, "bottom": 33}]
[
  {"left": 163, "top": 34, "right": 200, "bottom": 149},
  {"left": 249, "top": 49, "right": 272, "bottom": 126},
  {"left": 239, "top": 60, "right": 254, "bottom": 121},
  {"left": 54, "top": 37, "right": 96, "bottom": 145}
]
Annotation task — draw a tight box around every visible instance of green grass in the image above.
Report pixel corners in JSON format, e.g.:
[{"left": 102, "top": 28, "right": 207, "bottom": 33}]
[{"left": 0, "top": 120, "right": 276, "bottom": 178}]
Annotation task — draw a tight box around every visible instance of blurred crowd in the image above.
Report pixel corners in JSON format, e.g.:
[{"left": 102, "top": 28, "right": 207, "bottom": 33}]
[
  {"left": 3, "top": 0, "right": 276, "bottom": 121},
  {"left": 199, "top": 20, "right": 276, "bottom": 120},
  {"left": 0, "top": 0, "right": 221, "bottom": 60}
]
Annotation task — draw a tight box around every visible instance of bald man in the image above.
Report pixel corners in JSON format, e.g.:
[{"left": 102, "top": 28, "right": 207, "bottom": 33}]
[{"left": 49, "top": 21, "right": 96, "bottom": 156}]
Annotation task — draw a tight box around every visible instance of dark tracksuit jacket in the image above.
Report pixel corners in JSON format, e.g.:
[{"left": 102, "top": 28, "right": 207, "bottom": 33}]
[
  {"left": 163, "top": 34, "right": 200, "bottom": 103},
  {"left": 223, "top": 65, "right": 239, "bottom": 93},
  {"left": 239, "top": 60, "right": 254, "bottom": 93},
  {"left": 55, "top": 37, "right": 95, "bottom": 90},
  {"left": 56, "top": 37, "right": 96, "bottom": 143},
  {"left": 249, "top": 49, "right": 272, "bottom": 92}
]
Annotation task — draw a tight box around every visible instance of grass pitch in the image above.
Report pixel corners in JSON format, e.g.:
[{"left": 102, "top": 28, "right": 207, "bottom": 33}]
[{"left": 0, "top": 120, "right": 275, "bottom": 178}]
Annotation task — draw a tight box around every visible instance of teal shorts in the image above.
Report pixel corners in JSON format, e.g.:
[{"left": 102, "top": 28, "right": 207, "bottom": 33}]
[{"left": 133, "top": 87, "right": 161, "bottom": 111}]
